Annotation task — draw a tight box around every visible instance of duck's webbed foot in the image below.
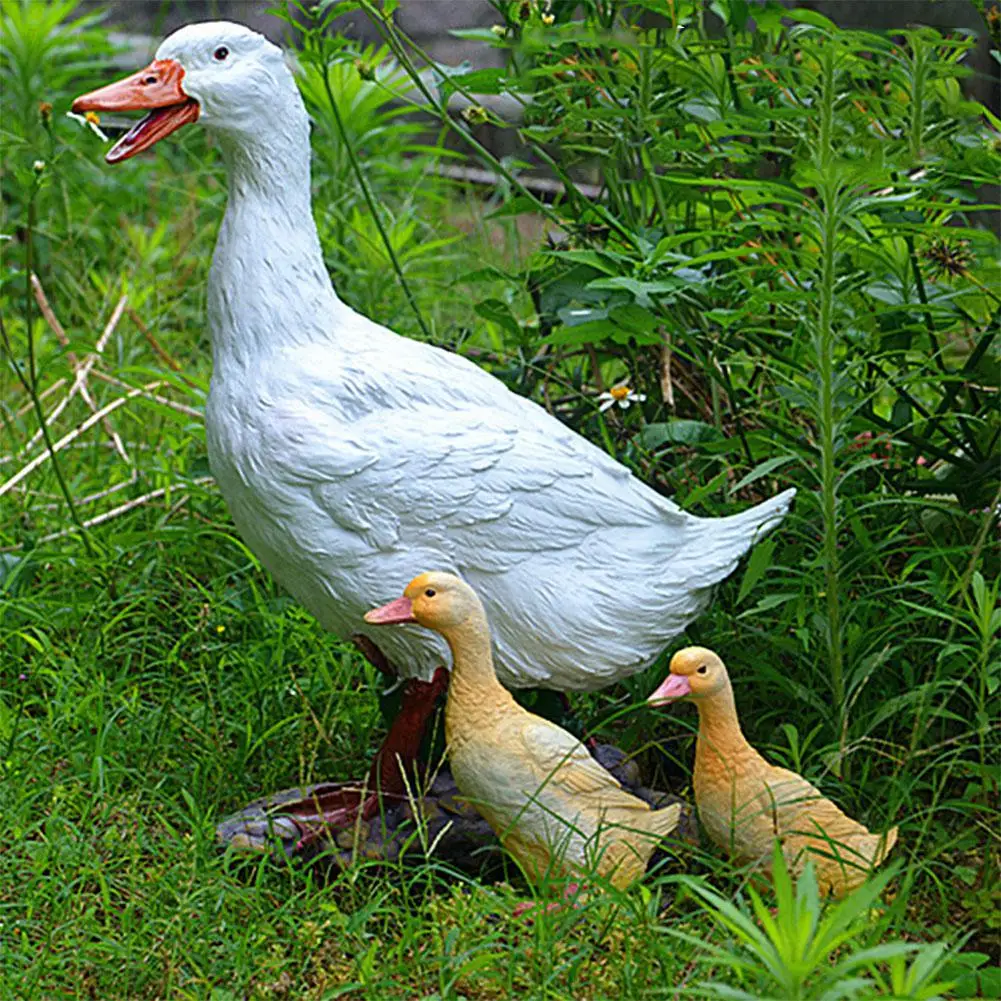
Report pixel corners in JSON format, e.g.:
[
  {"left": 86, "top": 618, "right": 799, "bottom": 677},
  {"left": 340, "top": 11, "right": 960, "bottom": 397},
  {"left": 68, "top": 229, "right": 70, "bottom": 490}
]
[{"left": 512, "top": 882, "right": 587, "bottom": 920}]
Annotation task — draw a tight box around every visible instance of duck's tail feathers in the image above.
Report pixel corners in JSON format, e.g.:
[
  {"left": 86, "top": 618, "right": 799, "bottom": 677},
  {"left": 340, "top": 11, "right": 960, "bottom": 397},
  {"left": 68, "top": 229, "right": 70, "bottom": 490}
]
[
  {"left": 678, "top": 487, "right": 796, "bottom": 588},
  {"left": 872, "top": 826, "right": 899, "bottom": 867},
  {"left": 642, "top": 801, "right": 682, "bottom": 839}
]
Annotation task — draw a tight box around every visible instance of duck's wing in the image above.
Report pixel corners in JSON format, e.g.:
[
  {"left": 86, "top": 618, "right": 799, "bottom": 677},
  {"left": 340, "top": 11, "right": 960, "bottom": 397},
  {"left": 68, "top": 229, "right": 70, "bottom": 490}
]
[
  {"left": 755, "top": 766, "right": 895, "bottom": 874},
  {"left": 246, "top": 336, "right": 791, "bottom": 688},
  {"left": 517, "top": 718, "right": 652, "bottom": 815},
  {"left": 760, "top": 767, "right": 861, "bottom": 837}
]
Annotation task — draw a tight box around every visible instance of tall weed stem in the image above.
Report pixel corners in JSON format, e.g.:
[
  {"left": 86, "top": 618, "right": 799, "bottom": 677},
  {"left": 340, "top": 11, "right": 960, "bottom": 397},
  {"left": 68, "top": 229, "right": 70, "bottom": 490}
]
[
  {"left": 813, "top": 44, "right": 847, "bottom": 765},
  {"left": 0, "top": 176, "right": 95, "bottom": 557},
  {"left": 316, "top": 45, "right": 431, "bottom": 340}
]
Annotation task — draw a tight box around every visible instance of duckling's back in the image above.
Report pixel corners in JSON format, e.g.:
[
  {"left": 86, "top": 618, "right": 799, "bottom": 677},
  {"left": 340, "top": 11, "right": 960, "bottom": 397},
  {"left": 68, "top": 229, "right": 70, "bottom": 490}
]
[
  {"left": 701, "top": 761, "right": 899, "bottom": 896},
  {"left": 448, "top": 706, "right": 680, "bottom": 889}
]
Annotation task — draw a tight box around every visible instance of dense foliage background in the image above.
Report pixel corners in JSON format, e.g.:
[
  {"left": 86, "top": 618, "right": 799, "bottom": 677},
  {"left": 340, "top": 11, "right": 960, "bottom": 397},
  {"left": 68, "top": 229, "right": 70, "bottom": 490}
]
[{"left": 1, "top": 1, "right": 998, "bottom": 998}]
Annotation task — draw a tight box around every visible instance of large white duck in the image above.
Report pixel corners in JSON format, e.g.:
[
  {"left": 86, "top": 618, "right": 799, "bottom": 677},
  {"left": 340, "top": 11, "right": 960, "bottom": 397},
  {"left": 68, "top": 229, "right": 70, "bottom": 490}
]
[{"left": 73, "top": 21, "right": 793, "bottom": 790}]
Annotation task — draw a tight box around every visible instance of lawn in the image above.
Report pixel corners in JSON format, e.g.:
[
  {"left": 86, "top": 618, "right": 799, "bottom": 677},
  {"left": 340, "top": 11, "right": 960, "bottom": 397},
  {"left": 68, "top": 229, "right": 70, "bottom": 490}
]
[{"left": 1, "top": 2, "right": 999, "bottom": 998}]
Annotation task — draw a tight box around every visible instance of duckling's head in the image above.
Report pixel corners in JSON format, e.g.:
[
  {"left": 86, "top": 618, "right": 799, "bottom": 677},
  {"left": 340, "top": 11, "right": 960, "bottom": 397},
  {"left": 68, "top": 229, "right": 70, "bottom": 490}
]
[
  {"left": 647, "top": 646, "right": 728, "bottom": 704},
  {"left": 364, "top": 572, "right": 482, "bottom": 634}
]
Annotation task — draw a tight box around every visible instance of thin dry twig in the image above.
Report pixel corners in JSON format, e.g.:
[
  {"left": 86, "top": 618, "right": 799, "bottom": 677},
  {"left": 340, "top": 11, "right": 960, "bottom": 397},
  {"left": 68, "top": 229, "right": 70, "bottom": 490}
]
[
  {"left": 23, "top": 279, "right": 132, "bottom": 464},
  {"left": 89, "top": 370, "right": 203, "bottom": 419},
  {"left": 31, "top": 273, "right": 72, "bottom": 355},
  {"left": 126, "top": 306, "right": 201, "bottom": 390},
  {"left": 0, "top": 476, "right": 215, "bottom": 552},
  {"left": 0, "top": 383, "right": 157, "bottom": 499},
  {"left": 586, "top": 344, "right": 606, "bottom": 394},
  {"left": 3, "top": 288, "right": 209, "bottom": 551},
  {"left": 660, "top": 331, "right": 675, "bottom": 409},
  {"left": 11, "top": 378, "right": 67, "bottom": 420},
  {"left": 36, "top": 469, "right": 140, "bottom": 511}
]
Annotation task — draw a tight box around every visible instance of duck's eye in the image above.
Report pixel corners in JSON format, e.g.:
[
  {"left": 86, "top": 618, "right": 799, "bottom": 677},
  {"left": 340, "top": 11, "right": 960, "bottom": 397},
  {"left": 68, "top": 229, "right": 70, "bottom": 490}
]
[
  {"left": 424, "top": 588, "right": 436, "bottom": 598},
  {"left": 214, "top": 46, "right": 230, "bottom": 61},
  {"left": 697, "top": 665, "right": 708, "bottom": 675}
]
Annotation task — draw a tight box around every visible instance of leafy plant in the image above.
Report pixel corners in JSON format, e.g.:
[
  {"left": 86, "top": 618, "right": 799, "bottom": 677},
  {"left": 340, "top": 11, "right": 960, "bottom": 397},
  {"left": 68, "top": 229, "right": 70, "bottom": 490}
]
[
  {"left": 674, "top": 845, "right": 955, "bottom": 1000},
  {"left": 1, "top": 1, "right": 997, "bottom": 997},
  {"left": 1, "top": 0, "right": 113, "bottom": 142}
]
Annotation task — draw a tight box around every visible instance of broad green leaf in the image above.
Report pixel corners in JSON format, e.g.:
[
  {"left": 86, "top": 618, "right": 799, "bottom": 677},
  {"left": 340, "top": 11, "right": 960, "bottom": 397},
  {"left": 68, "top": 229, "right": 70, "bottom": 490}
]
[
  {"left": 474, "top": 298, "right": 522, "bottom": 339},
  {"left": 737, "top": 537, "right": 776, "bottom": 604},
  {"left": 731, "top": 455, "right": 798, "bottom": 493},
  {"left": 638, "top": 420, "right": 724, "bottom": 449}
]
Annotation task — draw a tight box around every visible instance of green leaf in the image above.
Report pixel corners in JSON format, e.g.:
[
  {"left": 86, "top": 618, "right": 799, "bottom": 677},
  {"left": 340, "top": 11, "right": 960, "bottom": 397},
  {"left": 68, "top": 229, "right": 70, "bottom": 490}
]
[
  {"left": 609, "top": 303, "right": 659, "bottom": 337},
  {"left": 586, "top": 276, "right": 681, "bottom": 309},
  {"left": 316, "top": 0, "right": 362, "bottom": 14},
  {"left": 449, "top": 27, "right": 509, "bottom": 44},
  {"left": 474, "top": 298, "right": 522, "bottom": 339},
  {"left": 710, "top": 0, "right": 751, "bottom": 32},
  {"left": 486, "top": 195, "right": 540, "bottom": 218},
  {"left": 731, "top": 455, "right": 798, "bottom": 493},
  {"left": 891, "top": 398, "right": 912, "bottom": 428},
  {"left": 638, "top": 420, "right": 724, "bottom": 448},
  {"left": 787, "top": 7, "right": 837, "bottom": 31},
  {"left": 447, "top": 67, "right": 507, "bottom": 95},
  {"left": 543, "top": 249, "right": 628, "bottom": 275},
  {"left": 738, "top": 592, "right": 797, "bottom": 616},
  {"left": 681, "top": 469, "right": 730, "bottom": 508},
  {"left": 557, "top": 305, "right": 608, "bottom": 327},
  {"left": 737, "top": 537, "right": 776, "bottom": 604},
  {"left": 548, "top": 319, "right": 618, "bottom": 345},
  {"left": 971, "top": 571, "right": 987, "bottom": 617}
]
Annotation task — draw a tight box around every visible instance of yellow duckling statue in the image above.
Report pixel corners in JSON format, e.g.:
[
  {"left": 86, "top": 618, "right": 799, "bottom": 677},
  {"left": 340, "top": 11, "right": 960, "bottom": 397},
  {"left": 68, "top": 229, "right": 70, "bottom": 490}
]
[
  {"left": 366, "top": 572, "right": 681, "bottom": 893},
  {"left": 648, "top": 647, "right": 898, "bottom": 897}
]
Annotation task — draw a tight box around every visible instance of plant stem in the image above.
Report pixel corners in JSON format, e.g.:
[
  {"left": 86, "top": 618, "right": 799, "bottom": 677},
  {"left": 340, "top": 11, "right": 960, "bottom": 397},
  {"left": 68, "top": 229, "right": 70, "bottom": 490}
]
[
  {"left": 814, "top": 44, "right": 847, "bottom": 768},
  {"left": 908, "top": 35, "right": 927, "bottom": 163},
  {"left": 357, "top": 2, "right": 565, "bottom": 228},
  {"left": 2, "top": 180, "right": 96, "bottom": 558},
  {"left": 316, "top": 45, "right": 432, "bottom": 340}
]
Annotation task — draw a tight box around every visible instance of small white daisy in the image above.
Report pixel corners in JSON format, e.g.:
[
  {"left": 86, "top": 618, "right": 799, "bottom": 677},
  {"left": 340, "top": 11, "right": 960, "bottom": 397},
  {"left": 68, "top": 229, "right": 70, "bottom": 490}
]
[
  {"left": 597, "top": 383, "right": 646, "bottom": 412},
  {"left": 66, "top": 110, "right": 109, "bottom": 141}
]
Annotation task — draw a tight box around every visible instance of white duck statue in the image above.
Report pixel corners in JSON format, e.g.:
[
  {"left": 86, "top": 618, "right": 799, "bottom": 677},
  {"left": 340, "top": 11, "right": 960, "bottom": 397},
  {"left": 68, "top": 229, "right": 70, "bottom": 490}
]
[{"left": 73, "top": 22, "right": 794, "bottom": 838}]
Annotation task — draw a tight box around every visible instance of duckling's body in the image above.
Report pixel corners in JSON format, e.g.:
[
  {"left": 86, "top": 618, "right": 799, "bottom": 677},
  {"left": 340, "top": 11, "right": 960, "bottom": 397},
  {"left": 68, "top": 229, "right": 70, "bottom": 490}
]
[
  {"left": 367, "top": 573, "right": 681, "bottom": 890},
  {"left": 650, "top": 648, "right": 898, "bottom": 897}
]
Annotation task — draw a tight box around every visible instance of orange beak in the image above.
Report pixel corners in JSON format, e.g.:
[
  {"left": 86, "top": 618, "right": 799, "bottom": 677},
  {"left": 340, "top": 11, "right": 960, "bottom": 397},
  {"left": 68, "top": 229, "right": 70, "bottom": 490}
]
[{"left": 72, "top": 59, "right": 199, "bottom": 163}]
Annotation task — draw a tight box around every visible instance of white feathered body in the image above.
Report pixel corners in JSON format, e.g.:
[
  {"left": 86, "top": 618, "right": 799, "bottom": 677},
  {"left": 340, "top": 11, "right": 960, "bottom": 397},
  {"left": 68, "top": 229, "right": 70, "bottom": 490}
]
[{"left": 185, "top": 21, "right": 794, "bottom": 691}]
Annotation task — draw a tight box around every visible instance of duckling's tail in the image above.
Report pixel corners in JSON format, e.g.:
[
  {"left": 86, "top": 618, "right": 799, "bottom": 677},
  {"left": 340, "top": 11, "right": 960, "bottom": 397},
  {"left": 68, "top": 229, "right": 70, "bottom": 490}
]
[
  {"left": 677, "top": 487, "right": 796, "bottom": 588},
  {"left": 641, "top": 801, "right": 682, "bottom": 840},
  {"left": 872, "top": 825, "right": 899, "bottom": 867}
]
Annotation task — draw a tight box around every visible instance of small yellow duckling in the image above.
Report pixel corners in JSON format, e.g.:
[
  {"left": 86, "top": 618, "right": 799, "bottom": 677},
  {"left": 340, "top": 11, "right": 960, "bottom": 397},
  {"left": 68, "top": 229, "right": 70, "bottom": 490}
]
[
  {"left": 366, "top": 572, "right": 681, "bottom": 892},
  {"left": 648, "top": 647, "right": 898, "bottom": 897}
]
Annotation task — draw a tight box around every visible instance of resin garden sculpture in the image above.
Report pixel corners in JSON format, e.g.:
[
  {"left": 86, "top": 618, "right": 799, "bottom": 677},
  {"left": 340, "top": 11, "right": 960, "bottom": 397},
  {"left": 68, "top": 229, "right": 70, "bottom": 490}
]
[
  {"left": 648, "top": 647, "right": 899, "bottom": 897},
  {"left": 366, "top": 572, "right": 683, "bottom": 897},
  {"left": 73, "top": 22, "right": 793, "bottom": 840}
]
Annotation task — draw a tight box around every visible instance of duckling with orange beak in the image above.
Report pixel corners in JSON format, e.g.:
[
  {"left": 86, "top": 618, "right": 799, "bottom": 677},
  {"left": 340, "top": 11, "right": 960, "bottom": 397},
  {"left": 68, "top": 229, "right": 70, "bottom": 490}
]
[
  {"left": 648, "top": 647, "right": 898, "bottom": 897},
  {"left": 367, "top": 572, "right": 681, "bottom": 893}
]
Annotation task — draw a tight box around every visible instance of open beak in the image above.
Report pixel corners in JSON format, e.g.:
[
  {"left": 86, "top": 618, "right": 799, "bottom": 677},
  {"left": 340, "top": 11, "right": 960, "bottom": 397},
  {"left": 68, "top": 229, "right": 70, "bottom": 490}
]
[
  {"left": 364, "top": 597, "right": 416, "bottom": 626},
  {"left": 72, "top": 59, "right": 199, "bottom": 163},
  {"left": 647, "top": 673, "right": 692, "bottom": 706}
]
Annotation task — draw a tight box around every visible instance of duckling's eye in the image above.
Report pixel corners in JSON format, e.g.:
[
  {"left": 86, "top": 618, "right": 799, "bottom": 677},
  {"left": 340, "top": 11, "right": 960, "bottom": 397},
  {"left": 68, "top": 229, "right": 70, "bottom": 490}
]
[
  {"left": 424, "top": 588, "right": 436, "bottom": 598},
  {"left": 214, "top": 46, "right": 230, "bottom": 61},
  {"left": 697, "top": 665, "right": 708, "bottom": 675}
]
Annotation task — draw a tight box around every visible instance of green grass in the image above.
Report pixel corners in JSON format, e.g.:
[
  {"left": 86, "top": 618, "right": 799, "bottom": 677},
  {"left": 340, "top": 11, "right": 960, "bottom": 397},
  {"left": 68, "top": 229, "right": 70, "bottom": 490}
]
[{"left": 1, "top": 1, "right": 999, "bottom": 998}]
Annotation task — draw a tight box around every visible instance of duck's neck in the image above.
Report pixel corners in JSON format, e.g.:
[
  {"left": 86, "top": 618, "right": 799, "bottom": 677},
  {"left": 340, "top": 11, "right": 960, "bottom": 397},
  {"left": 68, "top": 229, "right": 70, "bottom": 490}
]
[
  {"left": 206, "top": 111, "right": 345, "bottom": 369},
  {"left": 694, "top": 684, "right": 755, "bottom": 774},
  {"left": 442, "top": 616, "right": 513, "bottom": 738}
]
